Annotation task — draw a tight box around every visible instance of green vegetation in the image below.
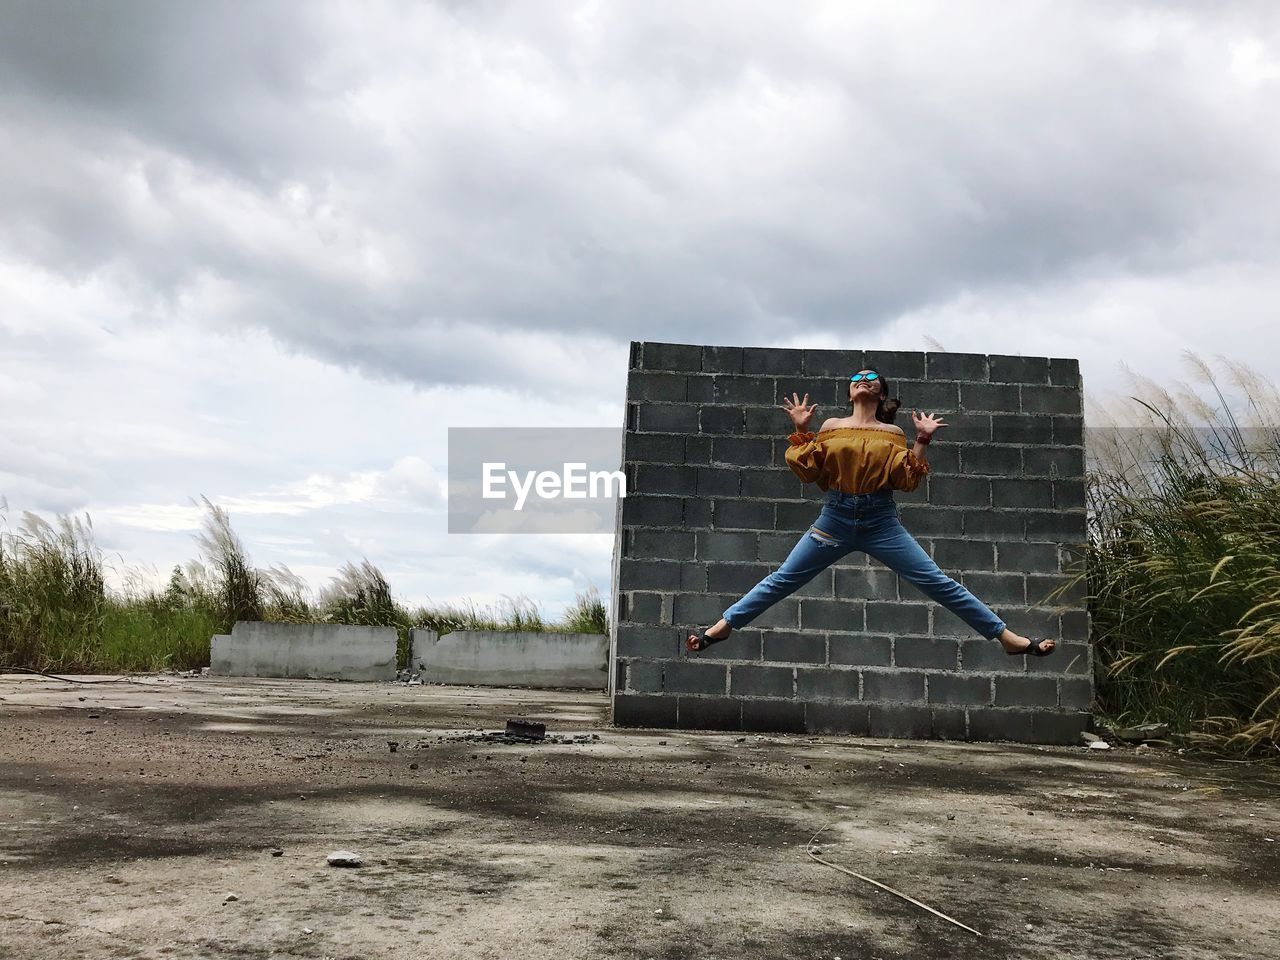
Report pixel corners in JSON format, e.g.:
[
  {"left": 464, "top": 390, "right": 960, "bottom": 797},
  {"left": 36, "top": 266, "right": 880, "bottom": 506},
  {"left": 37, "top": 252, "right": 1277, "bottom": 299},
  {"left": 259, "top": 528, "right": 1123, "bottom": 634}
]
[
  {"left": 1083, "top": 353, "right": 1280, "bottom": 758},
  {"left": 0, "top": 494, "right": 609, "bottom": 674}
]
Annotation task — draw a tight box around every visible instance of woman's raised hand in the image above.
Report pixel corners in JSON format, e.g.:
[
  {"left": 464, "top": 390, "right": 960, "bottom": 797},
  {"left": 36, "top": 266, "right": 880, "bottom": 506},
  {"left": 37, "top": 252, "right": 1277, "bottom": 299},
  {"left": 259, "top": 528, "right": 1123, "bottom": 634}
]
[
  {"left": 912, "top": 410, "right": 948, "bottom": 437},
  {"left": 781, "top": 391, "right": 820, "bottom": 431}
]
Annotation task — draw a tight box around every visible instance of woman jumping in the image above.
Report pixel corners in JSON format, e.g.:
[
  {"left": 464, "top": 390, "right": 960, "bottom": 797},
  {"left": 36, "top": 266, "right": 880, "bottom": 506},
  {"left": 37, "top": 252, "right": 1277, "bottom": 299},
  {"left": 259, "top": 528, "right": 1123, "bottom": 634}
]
[{"left": 686, "top": 366, "right": 1056, "bottom": 658}]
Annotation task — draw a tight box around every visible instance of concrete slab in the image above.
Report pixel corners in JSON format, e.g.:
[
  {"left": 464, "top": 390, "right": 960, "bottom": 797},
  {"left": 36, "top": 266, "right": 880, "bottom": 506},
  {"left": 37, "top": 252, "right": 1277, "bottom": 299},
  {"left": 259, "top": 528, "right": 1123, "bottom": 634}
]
[
  {"left": 410, "top": 629, "right": 608, "bottom": 689},
  {"left": 0, "top": 673, "right": 1276, "bottom": 959},
  {"left": 211, "top": 621, "right": 397, "bottom": 681}
]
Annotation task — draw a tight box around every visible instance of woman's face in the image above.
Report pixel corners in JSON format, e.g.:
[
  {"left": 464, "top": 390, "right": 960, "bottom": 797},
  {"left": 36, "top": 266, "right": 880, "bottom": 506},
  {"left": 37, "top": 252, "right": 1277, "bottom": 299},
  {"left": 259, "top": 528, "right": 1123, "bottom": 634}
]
[{"left": 850, "top": 369, "right": 885, "bottom": 403}]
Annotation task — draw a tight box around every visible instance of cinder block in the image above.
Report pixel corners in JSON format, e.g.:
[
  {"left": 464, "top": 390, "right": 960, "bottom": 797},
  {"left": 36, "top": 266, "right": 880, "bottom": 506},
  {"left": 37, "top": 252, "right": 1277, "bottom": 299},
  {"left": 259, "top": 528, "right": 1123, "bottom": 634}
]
[
  {"left": 715, "top": 376, "right": 778, "bottom": 405},
  {"left": 932, "top": 539, "right": 997, "bottom": 571},
  {"left": 960, "top": 571, "right": 1026, "bottom": 605},
  {"left": 673, "top": 592, "right": 739, "bottom": 626},
  {"left": 1053, "top": 478, "right": 1087, "bottom": 510},
  {"left": 800, "top": 599, "right": 866, "bottom": 632},
  {"left": 620, "top": 494, "right": 683, "bottom": 527},
  {"left": 711, "top": 499, "right": 775, "bottom": 530},
  {"left": 992, "top": 478, "right": 1053, "bottom": 509},
  {"left": 960, "top": 382, "right": 1019, "bottom": 413},
  {"left": 988, "top": 417, "right": 1049, "bottom": 448},
  {"left": 1049, "top": 357, "right": 1080, "bottom": 386},
  {"left": 624, "top": 433, "right": 686, "bottom": 463},
  {"left": 868, "top": 704, "right": 932, "bottom": 738},
  {"left": 706, "top": 562, "right": 777, "bottom": 594},
  {"left": 1031, "top": 710, "right": 1091, "bottom": 744},
  {"left": 742, "top": 698, "right": 806, "bottom": 733},
  {"left": 897, "top": 505, "right": 964, "bottom": 536},
  {"left": 758, "top": 530, "right": 805, "bottom": 562},
  {"left": 729, "top": 664, "right": 795, "bottom": 698},
  {"left": 1024, "top": 510, "right": 1088, "bottom": 541},
  {"left": 616, "top": 623, "right": 680, "bottom": 658},
  {"left": 865, "top": 602, "right": 929, "bottom": 635},
  {"left": 828, "top": 634, "right": 893, "bottom": 667},
  {"left": 1026, "top": 574, "right": 1086, "bottom": 606},
  {"left": 625, "top": 592, "right": 666, "bottom": 624},
  {"left": 763, "top": 631, "right": 827, "bottom": 665},
  {"left": 996, "top": 541, "right": 1060, "bottom": 573},
  {"left": 686, "top": 375, "right": 715, "bottom": 403},
  {"left": 696, "top": 530, "right": 758, "bottom": 561},
  {"left": 833, "top": 567, "right": 900, "bottom": 600},
  {"left": 994, "top": 675, "right": 1058, "bottom": 708},
  {"left": 682, "top": 498, "right": 712, "bottom": 527},
  {"left": 619, "top": 558, "right": 683, "bottom": 591},
  {"left": 679, "top": 562, "right": 708, "bottom": 592},
  {"left": 712, "top": 437, "right": 773, "bottom": 466},
  {"left": 959, "top": 639, "right": 1026, "bottom": 673},
  {"left": 1022, "top": 446, "right": 1085, "bottom": 478},
  {"left": 989, "top": 355, "right": 1049, "bottom": 384},
  {"left": 696, "top": 467, "right": 741, "bottom": 497},
  {"left": 744, "top": 346, "right": 804, "bottom": 375},
  {"left": 961, "top": 509, "right": 1025, "bottom": 540},
  {"left": 937, "top": 415, "right": 991, "bottom": 443},
  {"left": 896, "top": 637, "right": 959, "bottom": 670},
  {"left": 926, "top": 352, "right": 988, "bottom": 381},
  {"left": 927, "top": 673, "right": 991, "bottom": 705},
  {"left": 960, "top": 444, "right": 1024, "bottom": 476},
  {"left": 628, "top": 370, "right": 688, "bottom": 401},
  {"left": 863, "top": 350, "right": 925, "bottom": 379},
  {"left": 633, "top": 463, "right": 698, "bottom": 496},
  {"left": 663, "top": 660, "right": 728, "bottom": 695},
  {"left": 1052, "top": 416, "right": 1084, "bottom": 446},
  {"left": 895, "top": 380, "right": 960, "bottom": 410},
  {"left": 744, "top": 408, "right": 785, "bottom": 435},
  {"left": 638, "top": 404, "right": 700, "bottom": 433},
  {"left": 678, "top": 696, "right": 742, "bottom": 731},
  {"left": 967, "top": 707, "right": 1036, "bottom": 743},
  {"left": 685, "top": 436, "right": 713, "bottom": 463},
  {"left": 931, "top": 707, "right": 968, "bottom": 740},
  {"left": 1027, "top": 642, "right": 1091, "bottom": 676},
  {"left": 861, "top": 669, "right": 926, "bottom": 703},
  {"left": 632, "top": 528, "right": 696, "bottom": 559},
  {"left": 641, "top": 342, "right": 702, "bottom": 371},
  {"left": 927, "top": 476, "right": 992, "bottom": 508},
  {"left": 806, "top": 702, "right": 871, "bottom": 736},
  {"left": 627, "top": 659, "right": 663, "bottom": 693},
  {"left": 796, "top": 666, "right": 861, "bottom": 700},
  {"left": 739, "top": 469, "right": 801, "bottom": 498},
  {"left": 1020, "top": 384, "right": 1081, "bottom": 415},
  {"left": 612, "top": 693, "right": 678, "bottom": 728},
  {"left": 702, "top": 345, "right": 744, "bottom": 373},
  {"left": 1059, "top": 677, "right": 1094, "bottom": 709},
  {"left": 803, "top": 348, "right": 865, "bottom": 376},
  {"left": 777, "top": 500, "right": 829, "bottom": 530},
  {"left": 699, "top": 406, "right": 745, "bottom": 435}
]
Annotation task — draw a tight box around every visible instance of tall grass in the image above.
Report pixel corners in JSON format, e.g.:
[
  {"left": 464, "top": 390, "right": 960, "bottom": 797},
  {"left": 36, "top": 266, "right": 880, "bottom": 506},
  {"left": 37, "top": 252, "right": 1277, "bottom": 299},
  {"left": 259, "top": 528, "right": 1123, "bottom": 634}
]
[
  {"left": 1085, "top": 352, "right": 1280, "bottom": 758},
  {"left": 0, "top": 497, "right": 610, "bottom": 674}
]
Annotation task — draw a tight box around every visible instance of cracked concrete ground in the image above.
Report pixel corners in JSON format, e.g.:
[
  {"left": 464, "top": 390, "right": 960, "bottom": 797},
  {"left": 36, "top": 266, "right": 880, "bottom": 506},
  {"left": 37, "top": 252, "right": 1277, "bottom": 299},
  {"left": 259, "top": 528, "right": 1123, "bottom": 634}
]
[{"left": 0, "top": 674, "right": 1277, "bottom": 960}]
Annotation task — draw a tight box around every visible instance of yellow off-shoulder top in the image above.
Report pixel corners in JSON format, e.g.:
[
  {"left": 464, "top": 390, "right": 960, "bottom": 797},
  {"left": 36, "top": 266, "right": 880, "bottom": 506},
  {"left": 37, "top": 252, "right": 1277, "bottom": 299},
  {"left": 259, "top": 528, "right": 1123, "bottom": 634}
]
[{"left": 785, "top": 426, "right": 930, "bottom": 494}]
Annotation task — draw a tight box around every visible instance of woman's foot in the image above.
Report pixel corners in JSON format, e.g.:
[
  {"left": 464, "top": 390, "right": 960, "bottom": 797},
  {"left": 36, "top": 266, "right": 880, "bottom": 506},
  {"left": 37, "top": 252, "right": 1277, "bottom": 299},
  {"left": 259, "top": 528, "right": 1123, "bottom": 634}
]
[
  {"left": 997, "top": 630, "right": 1055, "bottom": 656},
  {"left": 687, "top": 620, "right": 733, "bottom": 653}
]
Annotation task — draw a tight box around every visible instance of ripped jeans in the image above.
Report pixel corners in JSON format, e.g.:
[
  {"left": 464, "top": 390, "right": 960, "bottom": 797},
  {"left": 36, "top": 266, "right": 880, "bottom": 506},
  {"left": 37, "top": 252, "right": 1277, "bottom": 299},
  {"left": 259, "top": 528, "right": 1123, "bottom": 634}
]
[{"left": 721, "top": 488, "right": 1007, "bottom": 640}]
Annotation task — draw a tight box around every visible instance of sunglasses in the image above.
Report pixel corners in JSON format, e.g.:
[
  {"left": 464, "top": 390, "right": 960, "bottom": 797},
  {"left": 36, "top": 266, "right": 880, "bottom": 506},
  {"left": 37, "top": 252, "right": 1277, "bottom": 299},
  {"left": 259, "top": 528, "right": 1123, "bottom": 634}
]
[{"left": 849, "top": 372, "right": 880, "bottom": 382}]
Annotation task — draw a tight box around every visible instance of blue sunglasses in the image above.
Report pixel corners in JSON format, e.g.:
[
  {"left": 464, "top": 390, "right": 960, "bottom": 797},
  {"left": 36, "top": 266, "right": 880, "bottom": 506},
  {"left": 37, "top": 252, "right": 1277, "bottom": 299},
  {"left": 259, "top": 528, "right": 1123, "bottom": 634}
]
[{"left": 849, "top": 372, "right": 880, "bottom": 382}]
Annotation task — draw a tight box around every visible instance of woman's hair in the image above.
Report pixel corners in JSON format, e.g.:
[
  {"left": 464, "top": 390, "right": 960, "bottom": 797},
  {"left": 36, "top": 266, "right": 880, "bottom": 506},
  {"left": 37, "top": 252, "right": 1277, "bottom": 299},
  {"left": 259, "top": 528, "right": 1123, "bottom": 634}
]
[{"left": 848, "top": 366, "right": 902, "bottom": 424}]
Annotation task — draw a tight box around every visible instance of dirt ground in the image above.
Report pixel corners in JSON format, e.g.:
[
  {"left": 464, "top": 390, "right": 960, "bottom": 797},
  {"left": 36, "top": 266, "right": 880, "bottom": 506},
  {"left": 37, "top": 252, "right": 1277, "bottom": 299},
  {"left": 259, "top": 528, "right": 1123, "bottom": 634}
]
[{"left": 0, "top": 675, "right": 1277, "bottom": 960}]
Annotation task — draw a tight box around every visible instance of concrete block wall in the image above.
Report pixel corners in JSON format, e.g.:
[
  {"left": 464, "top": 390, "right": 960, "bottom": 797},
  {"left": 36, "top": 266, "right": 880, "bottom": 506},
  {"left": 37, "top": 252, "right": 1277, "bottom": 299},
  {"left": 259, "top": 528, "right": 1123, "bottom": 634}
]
[
  {"left": 409, "top": 629, "right": 608, "bottom": 689},
  {"left": 608, "top": 340, "right": 1092, "bottom": 745}
]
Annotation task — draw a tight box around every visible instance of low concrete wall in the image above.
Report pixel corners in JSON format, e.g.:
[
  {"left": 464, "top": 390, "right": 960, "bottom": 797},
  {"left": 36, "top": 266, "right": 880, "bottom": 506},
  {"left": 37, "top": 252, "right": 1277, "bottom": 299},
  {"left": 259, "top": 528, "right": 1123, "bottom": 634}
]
[
  {"left": 409, "top": 629, "right": 608, "bottom": 690},
  {"left": 211, "top": 621, "right": 398, "bottom": 681}
]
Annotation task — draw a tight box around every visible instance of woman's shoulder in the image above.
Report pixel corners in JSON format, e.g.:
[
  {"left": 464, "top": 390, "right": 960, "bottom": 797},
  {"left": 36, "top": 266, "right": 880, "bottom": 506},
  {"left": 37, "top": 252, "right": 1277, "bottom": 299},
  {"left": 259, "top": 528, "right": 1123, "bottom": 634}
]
[{"left": 817, "top": 418, "right": 905, "bottom": 436}]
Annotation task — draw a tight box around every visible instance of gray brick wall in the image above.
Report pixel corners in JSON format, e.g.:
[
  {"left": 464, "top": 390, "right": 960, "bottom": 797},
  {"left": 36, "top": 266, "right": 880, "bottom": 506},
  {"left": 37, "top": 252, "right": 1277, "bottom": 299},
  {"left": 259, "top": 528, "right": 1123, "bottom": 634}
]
[{"left": 609, "top": 341, "right": 1092, "bottom": 745}]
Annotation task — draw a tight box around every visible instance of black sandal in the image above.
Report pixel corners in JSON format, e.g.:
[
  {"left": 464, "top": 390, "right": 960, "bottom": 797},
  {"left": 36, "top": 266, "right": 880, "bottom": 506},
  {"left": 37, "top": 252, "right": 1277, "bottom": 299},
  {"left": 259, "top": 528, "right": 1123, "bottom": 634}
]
[
  {"left": 1007, "top": 637, "right": 1055, "bottom": 657},
  {"left": 686, "top": 628, "right": 729, "bottom": 653}
]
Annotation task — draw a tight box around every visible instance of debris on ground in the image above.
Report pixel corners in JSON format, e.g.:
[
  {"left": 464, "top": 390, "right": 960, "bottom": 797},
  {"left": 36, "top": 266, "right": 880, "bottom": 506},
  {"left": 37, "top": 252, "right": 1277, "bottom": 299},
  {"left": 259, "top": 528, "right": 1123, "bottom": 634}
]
[
  {"left": 1089, "top": 740, "right": 1112, "bottom": 751},
  {"left": 505, "top": 718, "right": 545, "bottom": 741},
  {"left": 1115, "top": 723, "right": 1171, "bottom": 743},
  {"left": 223, "top": 893, "right": 238, "bottom": 903},
  {"left": 1080, "top": 731, "right": 1103, "bottom": 745},
  {"left": 427, "top": 727, "right": 601, "bottom": 746},
  {"left": 326, "top": 851, "right": 363, "bottom": 868}
]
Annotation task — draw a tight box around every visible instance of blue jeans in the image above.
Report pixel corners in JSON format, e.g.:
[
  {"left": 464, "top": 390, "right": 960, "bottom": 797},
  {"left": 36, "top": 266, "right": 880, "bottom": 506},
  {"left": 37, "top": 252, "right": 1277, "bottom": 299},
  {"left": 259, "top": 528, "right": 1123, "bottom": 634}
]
[{"left": 721, "top": 489, "right": 1007, "bottom": 640}]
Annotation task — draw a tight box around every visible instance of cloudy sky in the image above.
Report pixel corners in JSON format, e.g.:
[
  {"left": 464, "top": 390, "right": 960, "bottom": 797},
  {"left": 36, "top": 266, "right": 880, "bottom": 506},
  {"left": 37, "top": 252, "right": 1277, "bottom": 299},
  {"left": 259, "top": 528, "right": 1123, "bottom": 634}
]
[{"left": 2, "top": 0, "right": 1278, "bottom": 616}]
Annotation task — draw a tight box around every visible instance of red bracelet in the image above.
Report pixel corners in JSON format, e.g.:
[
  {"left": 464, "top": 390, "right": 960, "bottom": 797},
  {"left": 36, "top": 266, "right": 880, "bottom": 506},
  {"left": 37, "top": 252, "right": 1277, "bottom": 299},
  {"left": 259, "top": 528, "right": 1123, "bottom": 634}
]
[{"left": 915, "top": 434, "right": 932, "bottom": 445}]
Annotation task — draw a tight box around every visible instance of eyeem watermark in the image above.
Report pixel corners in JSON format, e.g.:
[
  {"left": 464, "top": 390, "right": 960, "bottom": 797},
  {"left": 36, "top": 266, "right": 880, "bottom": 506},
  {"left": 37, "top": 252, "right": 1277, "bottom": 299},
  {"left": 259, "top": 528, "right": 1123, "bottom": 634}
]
[
  {"left": 483, "top": 462, "right": 626, "bottom": 511},
  {"left": 449, "top": 427, "right": 626, "bottom": 533}
]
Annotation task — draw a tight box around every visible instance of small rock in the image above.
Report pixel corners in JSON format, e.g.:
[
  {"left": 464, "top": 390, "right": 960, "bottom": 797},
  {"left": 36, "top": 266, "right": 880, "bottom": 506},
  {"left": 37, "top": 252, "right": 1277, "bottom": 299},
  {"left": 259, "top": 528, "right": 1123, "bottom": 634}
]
[
  {"left": 269, "top": 848, "right": 284, "bottom": 857},
  {"left": 302, "top": 927, "right": 313, "bottom": 935},
  {"left": 410, "top": 763, "right": 419, "bottom": 770},
  {"left": 327, "top": 850, "right": 363, "bottom": 867},
  {"left": 1025, "top": 923, "right": 1033, "bottom": 931},
  {"left": 1088, "top": 740, "right": 1111, "bottom": 751},
  {"left": 946, "top": 814, "right": 955, "bottom": 821},
  {"left": 388, "top": 741, "right": 398, "bottom": 753},
  {"left": 1080, "top": 731, "right": 1102, "bottom": 745},
  {"left": 224, "top": 893, "right": 239, "bottom": 903}
]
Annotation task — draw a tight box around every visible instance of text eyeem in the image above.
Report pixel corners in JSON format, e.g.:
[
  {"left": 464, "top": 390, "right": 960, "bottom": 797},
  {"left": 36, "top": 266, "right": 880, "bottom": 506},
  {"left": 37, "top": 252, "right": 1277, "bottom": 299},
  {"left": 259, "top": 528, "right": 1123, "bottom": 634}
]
[{"left": 482, "top": 462, "right": 627, "bottom": 511}]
